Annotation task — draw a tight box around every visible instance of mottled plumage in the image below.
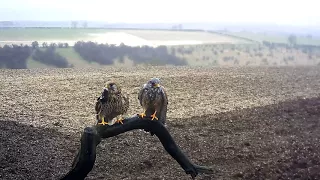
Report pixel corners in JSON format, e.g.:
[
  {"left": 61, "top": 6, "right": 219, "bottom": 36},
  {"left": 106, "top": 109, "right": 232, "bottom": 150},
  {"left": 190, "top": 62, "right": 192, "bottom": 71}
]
[
  {"left": 95, "top": 81, "right": 129, "bottom": 126},
  {"left": 138, "top": 78, "right": 168, "bottom": 125}
]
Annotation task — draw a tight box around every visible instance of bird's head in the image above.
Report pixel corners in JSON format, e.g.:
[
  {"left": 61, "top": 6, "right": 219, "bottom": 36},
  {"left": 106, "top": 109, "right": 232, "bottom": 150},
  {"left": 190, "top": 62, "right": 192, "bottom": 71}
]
[
  {"left": 104, "top": 81, "right": 121, "bottom": 95},
  {"left": 147, "top": 78, "right": 161, "bottom": 88}
]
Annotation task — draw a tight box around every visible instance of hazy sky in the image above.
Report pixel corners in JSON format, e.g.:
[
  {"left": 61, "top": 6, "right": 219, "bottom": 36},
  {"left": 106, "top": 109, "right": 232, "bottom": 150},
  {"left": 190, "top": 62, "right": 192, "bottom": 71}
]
[{"left": 0, "top": 0, "right": 319, "bottom": 25}]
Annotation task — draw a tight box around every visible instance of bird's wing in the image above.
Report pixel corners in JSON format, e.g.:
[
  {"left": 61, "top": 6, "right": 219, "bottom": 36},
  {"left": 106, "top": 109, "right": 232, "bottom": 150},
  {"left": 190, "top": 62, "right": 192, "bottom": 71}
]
[
  {"left": 138, "top": 83, "right": 148, "bottom": 106},
  {"left": 159, "top": 86, "right": 168, "bottom": 125},
  {"left": 120, "top": 92, "right": 130, "bottom": 114},
  {"left": 95, "top": 100, "right": 101, "bottom": 114},
  {"left": 95, "top": 90, "right": 104, "bottom": 114},
  {"left": 161, "top": 86, "right": 168, "bottom": 105},
  {"left": 95, "top": 87, "right": 106, "bottom": 113}
]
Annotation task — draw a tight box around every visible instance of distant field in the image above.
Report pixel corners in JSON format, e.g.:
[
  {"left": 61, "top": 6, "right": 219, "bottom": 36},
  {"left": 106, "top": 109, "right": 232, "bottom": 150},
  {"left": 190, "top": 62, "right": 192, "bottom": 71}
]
[
  {"left": 225, "top": 31, "right": 320, "bottom": 46},
  {"left": 2, "top": 28, "right": 320, "bottom": 69},
  {"left": 0, "top": 28, "right": 112, "bottom": 41},
  {"left": 26, "top": 56, "right": 53, "bottom": 69},
  {"left": 170, "top": 43, "right": 320, "bottom": 66},
  {"left": 120, "top": 29, "right": 251, "bottom": 45},
  {"left": 22, "top": 43, "right": 320, "bottom": 68},
  {"left": 0, "top": 28, "right": 253, "bottom": 47},
  {"left": 2, "top": 28, "right": 320, "bottom": 47}
]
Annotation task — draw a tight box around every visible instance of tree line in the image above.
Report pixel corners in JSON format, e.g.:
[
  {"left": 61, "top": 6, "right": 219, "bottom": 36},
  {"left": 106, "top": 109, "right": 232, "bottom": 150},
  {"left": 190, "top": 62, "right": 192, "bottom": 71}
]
[
  {"left": 73, "top": 41, "right": 187, "bottom": 66},
  {"left": 0, "top": 42, "right": 71, "bottom": 69},
  {"left": 0, "top": 41, "right": 187, "bottom": 69},
  {"left": 31, "top": 41, "right": 69, "bottom": 49},
  {"left": 32, "top": 47, "right": 70, "bottom": 68},
  {"left": 2, "top": 38, "right": 319, "bottom": 69},
  {"left": 0, "top": 45, "right": 31, "bottom": 69}
]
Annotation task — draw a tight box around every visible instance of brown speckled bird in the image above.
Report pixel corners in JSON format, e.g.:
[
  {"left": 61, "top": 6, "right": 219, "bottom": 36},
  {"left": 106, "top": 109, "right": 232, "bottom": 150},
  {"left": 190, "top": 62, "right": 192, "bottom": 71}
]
[
  {"left": 95, "top": 81, "right": 129, "bottom": 126},
  {"left": 138, "top": 78, "right": 168, "bottom": 125}
]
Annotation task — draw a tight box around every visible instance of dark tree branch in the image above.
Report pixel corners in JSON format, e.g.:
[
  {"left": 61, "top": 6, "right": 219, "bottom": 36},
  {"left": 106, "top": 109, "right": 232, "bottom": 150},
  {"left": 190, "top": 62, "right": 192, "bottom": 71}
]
[
  {"left": 61, "top": 127, "right": 101, "bottom": 180},
  {"left": 60, "top": 115, "right": 213, "bottom": 180}
]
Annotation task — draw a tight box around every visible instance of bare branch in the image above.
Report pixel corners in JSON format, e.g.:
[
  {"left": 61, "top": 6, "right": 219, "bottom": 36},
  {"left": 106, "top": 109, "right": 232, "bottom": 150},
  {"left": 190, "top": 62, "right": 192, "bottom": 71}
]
[{"left": 60, "top": 115, "right": 213, "bottom": 180}]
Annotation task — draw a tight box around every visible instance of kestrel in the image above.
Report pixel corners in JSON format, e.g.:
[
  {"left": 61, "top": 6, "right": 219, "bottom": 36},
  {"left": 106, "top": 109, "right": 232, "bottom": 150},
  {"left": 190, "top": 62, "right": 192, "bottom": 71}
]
[
  {"left": 95, "top": 81, "right": 129, "bottom": 126},
  {"left": 138, "top": 78, "right": 168, "bottom": 125}
]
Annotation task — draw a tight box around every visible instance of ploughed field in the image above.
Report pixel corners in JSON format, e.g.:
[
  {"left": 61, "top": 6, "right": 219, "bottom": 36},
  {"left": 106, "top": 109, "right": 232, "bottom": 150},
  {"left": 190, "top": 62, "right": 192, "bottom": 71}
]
[{"left": 0, "top": 66, "right": 320, "bottom": 180}]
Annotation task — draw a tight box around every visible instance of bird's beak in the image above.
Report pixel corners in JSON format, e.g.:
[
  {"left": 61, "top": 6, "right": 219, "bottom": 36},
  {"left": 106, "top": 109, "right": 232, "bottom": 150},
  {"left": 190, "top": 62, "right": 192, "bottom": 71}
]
[
  {"left": 101, "top": 87, "right": 109, "bottom": 99},
  {"left": 153, "top": 83, "right": 160, "bottom": 88},
  {"left": 102, "top": 88, "right": 109, "bottom": 97}
]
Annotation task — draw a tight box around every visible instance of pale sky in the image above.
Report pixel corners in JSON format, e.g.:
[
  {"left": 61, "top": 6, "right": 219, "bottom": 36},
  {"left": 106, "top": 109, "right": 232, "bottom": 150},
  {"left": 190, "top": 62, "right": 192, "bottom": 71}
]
[{"left": 0, "top": 0, "right": 319, "bottom": 25}]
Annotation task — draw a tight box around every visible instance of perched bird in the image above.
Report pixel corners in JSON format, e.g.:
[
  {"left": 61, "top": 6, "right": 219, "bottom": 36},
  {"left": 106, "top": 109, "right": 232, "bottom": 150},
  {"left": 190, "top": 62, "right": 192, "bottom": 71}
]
[
  {"left": 138, "top": 78, "right": 168, "bottom": 125},
  {"left": 95, "top": 81, "right": 129, "bottom": 126}
]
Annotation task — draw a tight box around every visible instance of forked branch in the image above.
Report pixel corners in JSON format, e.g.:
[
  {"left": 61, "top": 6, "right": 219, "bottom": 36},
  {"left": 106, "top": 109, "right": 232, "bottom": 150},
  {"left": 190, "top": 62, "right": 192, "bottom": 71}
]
[{"left": 60, "top": 115, "right": 213, "bottom": 180}]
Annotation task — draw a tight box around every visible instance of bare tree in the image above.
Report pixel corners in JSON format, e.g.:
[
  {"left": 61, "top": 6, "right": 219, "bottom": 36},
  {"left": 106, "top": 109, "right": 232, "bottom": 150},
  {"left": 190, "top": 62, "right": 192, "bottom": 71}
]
[
  {"left": 82, "top": 21, "right": 88, "bottom": 28},
  {"left": 31, "top": 41, "right": 39, "bottom": 49},
  {"left": 71, "top": 21, "right": 78, "bottom": 28},
  {"left": 288, "top": 34, "right": 297, "bottom": 46},
  {"left": 42, "top": 42, "right": 48, "bottom": 48}
]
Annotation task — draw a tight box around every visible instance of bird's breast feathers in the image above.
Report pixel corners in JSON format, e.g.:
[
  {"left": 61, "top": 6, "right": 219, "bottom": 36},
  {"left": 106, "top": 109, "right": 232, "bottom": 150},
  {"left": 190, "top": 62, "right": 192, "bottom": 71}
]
[{"left": 144, "top": 87, "right": 162, "bottom": 101}]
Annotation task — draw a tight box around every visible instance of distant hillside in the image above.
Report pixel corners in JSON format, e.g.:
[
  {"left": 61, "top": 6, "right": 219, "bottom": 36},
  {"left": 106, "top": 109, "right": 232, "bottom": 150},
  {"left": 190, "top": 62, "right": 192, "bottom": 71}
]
[
  {"left": 0, "top": 28, "right": 253, "bottom": 47},
  {"left": 1, "top": 28, "right": 320, "bottom": 69},
  {"left": 10, "top": 41, "right": 320, "bottom": 69},
  {"left": 222, "top": 31, "right": 320, "bottom": 46},
  {"left": 1, "top": 21, "right": 320, "bottom": 37}
]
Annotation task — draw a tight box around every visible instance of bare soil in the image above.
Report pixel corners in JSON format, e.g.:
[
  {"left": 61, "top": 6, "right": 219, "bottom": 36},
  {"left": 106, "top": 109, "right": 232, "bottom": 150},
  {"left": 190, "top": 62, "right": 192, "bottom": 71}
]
[{"left": 1, "top": 66, "right": 320, "bottom": 180}]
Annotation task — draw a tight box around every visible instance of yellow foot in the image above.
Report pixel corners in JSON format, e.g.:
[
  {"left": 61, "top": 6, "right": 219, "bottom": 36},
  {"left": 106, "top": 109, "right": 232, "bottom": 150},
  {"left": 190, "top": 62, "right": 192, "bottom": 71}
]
[
  {"left": 98, "top": 117, "right": 109, "bottom": 125},
  {"left": 115, "top": 117, "right": 124, "bottom": 124},
  {"left": 98, "top": 121, "right": 109, "bottom": 125},
  {"left": 138, "top": 111, "right": 146, "bottom": 118},
  {"left": 151, "top": 111, "right": 158, "bottom": 120}
]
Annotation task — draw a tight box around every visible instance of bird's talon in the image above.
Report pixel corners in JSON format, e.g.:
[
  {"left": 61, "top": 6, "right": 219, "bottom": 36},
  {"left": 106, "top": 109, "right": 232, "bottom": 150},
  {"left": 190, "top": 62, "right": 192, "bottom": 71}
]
[
  {"left": 98, "top": 121, "right": 109, "bottom": 126},
  {"left": 116, "top": 118, "right": 124, "bottom": 124},
  {"left": 138, "top": 113, "right": 146, "bottom": 118},
  {"left": 98, "top": 117, "right": 109, "bottom": 125},
  {"left": 151, "top": 114, "right": 158, "bottom": 120},
  {"left": 150, "top": 111, "right": 158, "bottom": 120}
]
